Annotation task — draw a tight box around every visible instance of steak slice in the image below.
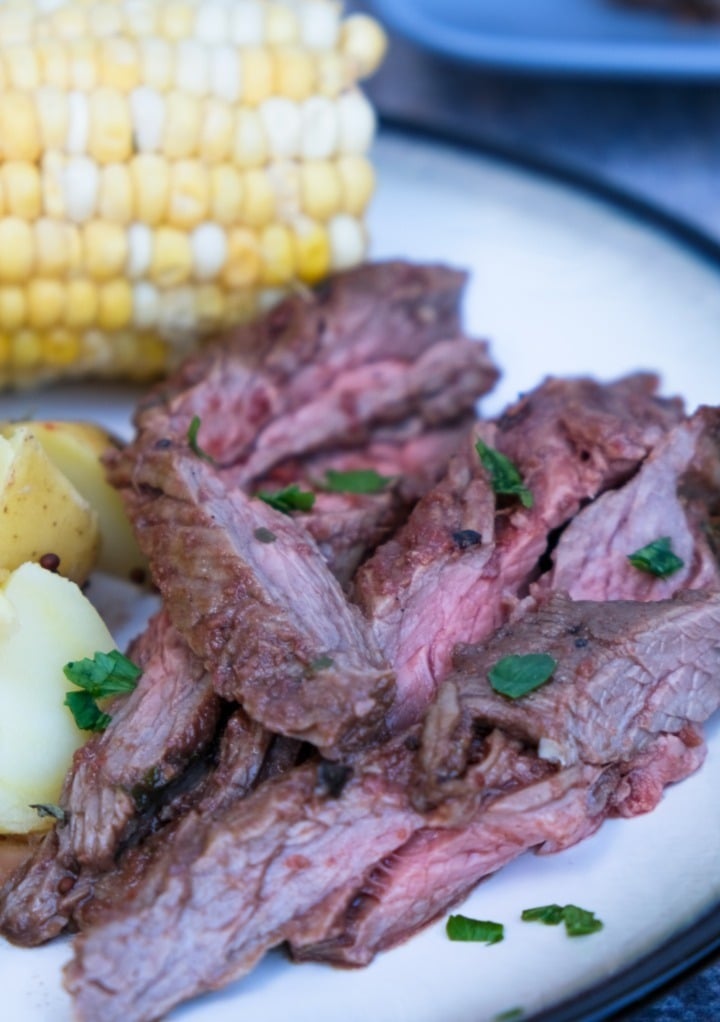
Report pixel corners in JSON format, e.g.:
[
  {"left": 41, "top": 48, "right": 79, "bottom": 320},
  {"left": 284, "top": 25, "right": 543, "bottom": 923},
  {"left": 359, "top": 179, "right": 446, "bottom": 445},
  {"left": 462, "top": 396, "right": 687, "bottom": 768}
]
[
  {"left": 537, "top": 407, "right": 720, "bottom": 601},
  {"left": 0, "top": 610, "right": 221, "bottom": 947},
  {"left": 124, "top": 444, "right": 395, "bottom": 755},
  {"left": 355, "top": 373, "right": 684, "bottom": 731}
]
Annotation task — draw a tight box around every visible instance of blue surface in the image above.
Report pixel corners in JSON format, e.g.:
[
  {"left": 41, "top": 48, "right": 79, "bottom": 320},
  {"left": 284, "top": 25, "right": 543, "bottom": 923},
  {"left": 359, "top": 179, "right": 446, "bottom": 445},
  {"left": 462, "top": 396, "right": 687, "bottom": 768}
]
[{"left": 370, "top": 0, "right": 720, "bottom": 77}]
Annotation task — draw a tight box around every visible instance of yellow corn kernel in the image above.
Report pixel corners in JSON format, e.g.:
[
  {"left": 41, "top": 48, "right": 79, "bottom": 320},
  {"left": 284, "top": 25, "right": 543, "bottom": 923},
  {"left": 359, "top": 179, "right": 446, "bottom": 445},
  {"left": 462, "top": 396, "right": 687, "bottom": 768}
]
[
  {"left": 42, "top": 327, "right": 82, "bottom": 367},
  {"left": 81, "top": 329, "right": 114, "bottom": 373},
  {"left": 5, "top": 44, "right": 40, "bottom": 90},
  {"left": 267, "top": 3, "right": 299, "bottom": 45},
  {"left": 0, "top": 332, "right": 11, "bottom": 369},
  {"left": 194, "top": 283, "right": 226, "bottom": 332},
  {"left": 0, "top": 287, "right": 26, "bottom": 331},
  {"left": 340, "top": 14, "right": 388, "bottom": 80},
  {"left": 241, "top": 168, "right": 276, "bottom": 228},
  {"left": 222, "top": 227, "right": 261, "bottom": 288},
  {"left": 241, "top": 49, "right": 274, "bottom": 106},
  {"left": 88, "top": 88, "right": 133, "bottom": 164},
  {"left": 2, "top": 162, "right": 42, "bottom": 220},
  {"left": 150, "top": 227, "right": 192, "bottom": 286},
  {"left": 51, "top": 5, "right": 87, "bottom": 40},
  {"left": 140, "top": 38, "right": 174, "bottom": 92},
  {"left": 259, "top": 223, "right": 294, "bottom": 286},
  {"left": 131, "top": 154, "right": 169, "bottom": 225},
  {"left": 68, "top": 38, "right": 98, "bottom": 90},
  {"left": 232, "top": 109, "right": 268, "bottom": 168},
  {"left": 41, "top": 152, "right": 66, "bottom": 219},
  {"left": 293, "top": 219, "right": 330, "bottom": 284},
  {"left": 167, "top": 160, "right": 209, "bottom": 229},
  {"left": 36, "top": 87, "right": 70, "bottom": 150},
  {"left": 300, "top": 160, "right": 341, "bottom": 220},
  {"left": 222, "top": 286, "right": 258, "bottom": 327},
  {"left": 36, "top": 39, "right": 70, "bottom": 90},
  {"left": 98, "top": 163, "right": 134, "bottom": 223},
  {"left": 315, "top": 52, "right": 346, "bottom": 97},
  {"left": 83, "top": 220, "right": 129, "bottom": 280},
  {"left": 337, "top": 154, "right": 375, "bottom": 216},
  {"left": 0, "top": 56, "right": 6, "bottom": 91},
  {"left": 210, "top": 164, "right": 244, "bottom": 225},
  {"left": 100, "top": 37, "right": 140, "bottom": 92},
  {"left": 27, "top": 279, "right": 65, "bottom": 330},
  {"left": 0, "top": 7, "right": 33, "bottom": 46},
  {"left": 199, "top": 99, "right": 234, "bottom": 163},
  {"left": 65, "top": 279, "right": 98, "bottom": 329},
  {"left": 163, "top": 92, "right": 201, "bottom": 159},
  {"left": 97, "top": 279, "right": 132, "bottom": 330},
  {"left": 274, "top": 47, "right": 315, "bottom": 101},
  {"left": 160, "top": 2, "right": 194, "bottom": 40},
  {"left": 35, "top": 219, "right": 81, "bottom": 277},
  {"left": 0, "top": 219, "right": 34, "bottom": 283},
  {"left": 12, "top": 330, "right": 42, "bottom": 374},
  {"left": 89, "top": 3, "right": 125, "bottom": 39},
  {"left": 132, "top": 332, "right": 169, "bottom": 376},
  {"left": 0, "top": 92, "right": 41, "bottom": 162}
]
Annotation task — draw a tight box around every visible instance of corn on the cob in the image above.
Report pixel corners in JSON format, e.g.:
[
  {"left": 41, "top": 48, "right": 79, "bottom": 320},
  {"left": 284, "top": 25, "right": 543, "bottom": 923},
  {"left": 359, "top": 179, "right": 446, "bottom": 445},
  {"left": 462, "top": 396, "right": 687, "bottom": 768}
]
[{"left": 0, "top": 0, "right": 387, "bottom": 388}]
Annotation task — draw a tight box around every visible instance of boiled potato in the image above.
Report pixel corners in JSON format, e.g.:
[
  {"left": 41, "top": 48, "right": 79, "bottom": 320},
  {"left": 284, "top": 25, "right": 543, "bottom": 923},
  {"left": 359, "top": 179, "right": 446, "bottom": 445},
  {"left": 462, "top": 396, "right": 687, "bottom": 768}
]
[
  {"left": 10, "top": 421, "right": 147, "bottom": 581},
  {"left": 0, "top": 561, "right": 115, "bottom": 834},
  {"left": 0, "top": 426, "right": 99, "bottom": 584}
]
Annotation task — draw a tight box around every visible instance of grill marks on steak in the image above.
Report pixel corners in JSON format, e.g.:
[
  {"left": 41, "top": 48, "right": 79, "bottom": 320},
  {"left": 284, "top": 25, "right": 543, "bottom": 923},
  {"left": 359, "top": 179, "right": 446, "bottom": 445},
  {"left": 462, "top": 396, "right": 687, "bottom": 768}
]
[{"left": 355, "top": 374, "right": 684, "bottom": 731}]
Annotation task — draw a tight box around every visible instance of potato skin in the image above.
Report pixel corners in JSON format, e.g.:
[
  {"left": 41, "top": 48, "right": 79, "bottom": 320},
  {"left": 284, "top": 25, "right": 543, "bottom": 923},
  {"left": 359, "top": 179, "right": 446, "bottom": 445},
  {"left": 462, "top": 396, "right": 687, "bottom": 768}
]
[
  {"left": 0, "top": 562, "right": 115, "bottom": 835},
  {"left": 0, "top": 426, "right": 99, "bottom": 585}
]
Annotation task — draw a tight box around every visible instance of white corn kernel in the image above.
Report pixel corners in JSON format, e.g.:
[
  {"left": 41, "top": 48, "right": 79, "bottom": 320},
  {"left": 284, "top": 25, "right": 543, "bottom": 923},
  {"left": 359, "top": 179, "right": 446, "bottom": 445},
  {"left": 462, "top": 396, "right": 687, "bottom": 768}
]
[
  {"left": 260, "top": 98, "right": 301, "bottom": 158},
  {"left": 191, "top": 222, "right": 227, "bottom": 280},
  {"left": 230, "top": 1, "right": 264, "bottom": 46},
  {"left": 63, "top": 156, "right": 99, "bottom": 223},
  {"left": 66, "top": 90, "right": 89, "bottom": 155},
  {"left": 176, "top": 40, "right": 210, "bottom": 97},
  {"left": 195, "top": 1, "right": 229, "bottom": 44},
  {"left": 337, "top": 89, "right": 375, "bottom": 154},
  {"left": 328, "top": 212, "right": 365, "bottom": 270},
  {"left": 132, "top": 280, "right": 159, "bottom": 327},
  {"left": 300, "top": 95, "right": 338, "bottom": 159},
  {"left": 130, "top": 86, "right": 165, "bottom": 152},
  {"left": 299, "top": 1, "right": 340, "bottom": 49},
  {"left": 127, "top": 222, "right": 153, "bottom": 278},
  {"left": 140, "top": 38, "right": 174, "bottom": 92},
  {"left": 158, "top": 286, "right": 196, "bottom": 334},
  {"left": 210, "top": 44, "right": 242, "bottom": 104}
]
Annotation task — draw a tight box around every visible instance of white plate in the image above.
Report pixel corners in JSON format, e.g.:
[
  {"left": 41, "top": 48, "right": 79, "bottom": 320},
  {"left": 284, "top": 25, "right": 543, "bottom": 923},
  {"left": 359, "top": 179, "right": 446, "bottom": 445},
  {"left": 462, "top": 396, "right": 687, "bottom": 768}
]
[{"left": 1, "top": 128, "right": 720, "bottom": 1022}]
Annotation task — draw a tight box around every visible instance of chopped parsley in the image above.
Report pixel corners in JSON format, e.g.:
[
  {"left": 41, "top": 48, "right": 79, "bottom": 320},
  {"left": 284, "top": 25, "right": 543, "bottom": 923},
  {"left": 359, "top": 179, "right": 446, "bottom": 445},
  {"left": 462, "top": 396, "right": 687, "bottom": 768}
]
[
  {"left": 627, "top": 536, "right": 684, "bottom": 579},
  {"left": 323, "top": 468, "right": 393, "bottom": 494},
  {"left": 521, "top": 903, "right": 603, "bottom": 937},
  {"left": 488, "top": 653, "right": 556, "bottom": 699},
  {"left": 187, "top": 415, "right": 216, "bottom": 463},
  {"left": 29, "top": 803, "right": 66, "bottom": 823},
  {"left": 446, "top": 914, "right": 504, "bottom": 945},
  {"left": 475, "top": 439, "right": 533, "bottom": 509},
  {"left": 63, "top": 650, "right": 142, "bottom": 733},
  {"left": 257, "top": 483, "right": 316, "bottom": 514}
]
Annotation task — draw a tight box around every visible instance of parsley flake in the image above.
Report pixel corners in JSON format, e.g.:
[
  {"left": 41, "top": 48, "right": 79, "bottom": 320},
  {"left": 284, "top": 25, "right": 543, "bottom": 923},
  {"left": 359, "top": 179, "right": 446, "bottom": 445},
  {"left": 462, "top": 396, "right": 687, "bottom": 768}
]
[
  {"left": 63, "top": 650, "right": 142, "bottom": 732},
  {"left": 446, "top": 914, "right": 504, "bottom": 945},
  {"left": 627, "top": 536, "right": 684, "bottom": 579},
  {"left": 29, "top": 803, "right": 66, "bottom": 823},
  {"left": 488, "top": 653, "right": 556, "bottom": 699},
  {"left": 187, "top": 415, "right": 216, "bottom": 464},
  {"left": 254, "top": 527, "right": 277, "bottom": 543},
  {"left": 475, "top": 439, "right": 533, "bottom": 508},
  {"left": 521, "top": 903, "right": 603, "bottom": 937},
  {"left": 257, "top": 483, "right": 315, "bottom": 514},
  {"left": 323, "top": 468, "right": 393, "bottom": 494}
]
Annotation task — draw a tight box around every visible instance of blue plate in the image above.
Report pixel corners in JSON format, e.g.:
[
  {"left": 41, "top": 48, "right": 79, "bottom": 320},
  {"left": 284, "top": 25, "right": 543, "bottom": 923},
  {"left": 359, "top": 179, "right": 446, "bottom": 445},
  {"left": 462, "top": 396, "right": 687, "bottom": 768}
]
[{"left": 369, "top": 0, "right": 720, "bottom": 77}]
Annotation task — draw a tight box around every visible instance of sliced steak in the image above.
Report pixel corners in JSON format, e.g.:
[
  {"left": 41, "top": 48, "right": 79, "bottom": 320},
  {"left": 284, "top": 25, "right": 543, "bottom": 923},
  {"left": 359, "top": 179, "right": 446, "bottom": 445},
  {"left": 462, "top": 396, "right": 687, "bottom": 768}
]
[{"left": 355, "top": 374, "right": 684, "bottom": 731}]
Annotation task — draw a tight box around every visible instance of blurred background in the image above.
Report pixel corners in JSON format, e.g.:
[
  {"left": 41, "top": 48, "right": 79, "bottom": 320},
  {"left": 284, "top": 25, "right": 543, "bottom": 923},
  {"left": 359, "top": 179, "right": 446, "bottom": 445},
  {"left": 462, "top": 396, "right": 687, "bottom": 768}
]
[{"left": 348, "top": 1, "right": 720, "bottom": 1020}]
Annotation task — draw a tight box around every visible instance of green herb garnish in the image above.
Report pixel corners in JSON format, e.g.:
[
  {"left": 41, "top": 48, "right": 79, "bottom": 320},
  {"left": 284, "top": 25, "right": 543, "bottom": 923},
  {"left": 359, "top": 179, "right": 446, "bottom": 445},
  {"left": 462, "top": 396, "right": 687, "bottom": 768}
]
[
  {"left": 475, "top": 439, "right": 533, "bottom": 508},
  {"left": 627, "top": 536, "right": 684, "bottom": 579},
  {"left": 187, "top": 415, "right": 216, "bottom": 463},
  {"left": 494, "top": 1010, "right": 524, "bottom": 1022},
  {"left": 309, "top": 655, "right": 334, "bottom": 671},
  {"left": 254, "top": 526, "right": 277, "bottom": 543},
  {"left": 29, "top": 803, "right": 66, "bottom": 823},
  {"left": 63, "top": 650, "right": 142, "bottom": 732},
  {"left": 323, "top": 468, "right": 393, "bottom": 494},
  {"left": 521, "top": 903, "right": 603, "bottom": 937},
  {"left": 257, "top": 483, "right": 316, "bottom": 514},
  {"left": 488, "top": 653, "right": 556, "bottom": 699},
  {"left": 446, "top": 914, "right": 504, "bottom": 945}
]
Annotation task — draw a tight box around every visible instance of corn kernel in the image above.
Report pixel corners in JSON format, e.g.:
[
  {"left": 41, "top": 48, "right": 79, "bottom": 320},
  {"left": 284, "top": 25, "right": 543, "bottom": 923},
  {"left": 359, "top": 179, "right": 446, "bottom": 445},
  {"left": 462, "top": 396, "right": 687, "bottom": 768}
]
[
  {"left": 242, "top": 48, "right": 274, "bottom": 106},
  {"left": 157, "top": 285, "right": 195, "bottom": 334},
  {"left": 299, "top": 95, "right": 338, "bottom": 159},
  {"left": 65, "top": 279, "right": 98, "bottom": 329},
  {"left": 195, "top": 2, "right": 230, "bottom": 45},
  {"left": 0, "top": 287, "right": 26, "bottom": 331},
  {"left": 0, "top": 7, "right": 33, "bottom": 46},
  {"left": 35, "top": 219, "right": 81, "bottom": 277},
  {"left": 222, "top": 227, "right": 261, "bottom": 288},
  {"left": 167, "top": 160, "right": 209, "bottom": 229},
  {"left": 0, "top": 332, "right": 11, "bottom": 369},
  {"left": 268, "top": 160, "right": 301, "bottom": 222},
  {"left": 101, "top": 37, "right": 140, "bottom": 92},
  {"left": 36, "top": 39, "right": 70, "bottom": 90},
  {"left": 83, "top": 220, "right": 129, "bottom": 280},
  {"left": 274, "top": 47, "right": 315, "bottom": 101},
  {"left": 5, "top": 44, "right": 40, "bottom": 90},
  {"left": 210, "top": 45, "right": 241, "bottom": 105},
  {"left": 131, "top": 154, "right": 169, "bottom": 225},
  {"left": 210, "top": 164, "right": 244, "bottom": 225},
  {"left": 315, "top": 52, "right": 346, "bottom": 98},
  {"left": 89, "top": 88, "right": 133, "bottom": 163},
  {"left": 89, "top": 2, "right": 125, "bottom": 38},
  {"left": 260, "top": 97, "right": 301, "bottom": 158},
  {"left": 97, "top": 279, "right": 132, "bottom": 330},
  {"left": 293, "top": 219, "right": 330, "bottom": 284},
  {"left": 199, "top": 99, "right": 233, "bottom": 163},
  {"left": 99, "top": 164, "right": 134, "bottom": 223},
  {"left": 338, "top": 90, "right": 376, "bottom": 155},
  {"left": 176, "top": 40, "right": 209, "bottom": 97},
  {"left": 191, "top": 222, "right": 227, "bottom": 280},
  {"left": 340, "top": 14, "right": 388, "bottom": 79},
  {"left": 0, "top": 219, "right": 34, "bottom": 283},
  {"left": 124, "top": 0, "right": 158, "bottom": 38},
  {"left": 337, "top": 154, "right": 375, "bottom": 216},
  {"left": 230, "top": 2, "right": 264, "bottom": 47},
  {"left": 132, "top": 280, "right": 159, "bottom": 327},
  {"left": 42, "top": 327, "right": 81, "bottom": 367},
  {"left": 0, "top": 92, "right": 41, "bottom": 162},
  {"left": 328, "top": 212, "right": 366, "bottom": 270},
  {"left": 130, "top": 85, "right": 165, "bottom": 153},
  {"left": 68, "top": 38, "right": 98, "bottom": 90},
  {"left": 160, "top": 2, "right": 194, "bottom": 41},
  {"left": 133, "top": 333, "right": 168, "bottom": 376},
  {"left": 51, "top": 5, "right": 87, "bottom": 40},
  {"left": 150, "top": 227, "right": 192, "bottom": 286},
  {"left": 27, "top": 279, "right": 65, "bottom": 329},
  {"left": 63, "top": 156, "right": 100, "bottom": 223},
  {"left": 139, "top": 38, "right": 173, "bottom": 92},
  {"left": 259, "top": 223, "right": 294, "bottom": 286},
  {"left": 11, "top": 330, "right": 42, "bottom": 373},
  {"left": 81, "top": 329, "right": 115, "bottom": 372},
  {"left": 267, "top": 3, "right": 299, "bottom": 45},
  {"left": 41, "top": 152, "right": 66, "bottom": 219},
  {"left": 2, "top": 162, "right": 42, "bottom": 220},
  {"left": 193, "top": 283, "right": 225, "bottom": 331},
  {"left": 36, "top": 87, "right": 70, "bottom": 150},
  {"left": 232, "top": 109, "right": 268, "bottom": 168},
  {"left": 163, "top": 91, "right": 201, "bottom": 159},
  {"left": 66, "top": 90, "right": 90, "bottom": 155},
  {"left": 222, "top": 286, "right": 258, "bottom": 326},
  {"left": 242, "top": 168, "right": 276, "bottom": 228},
  {"left": 300, "top": 160, "right": 341, "bottom": 220}
]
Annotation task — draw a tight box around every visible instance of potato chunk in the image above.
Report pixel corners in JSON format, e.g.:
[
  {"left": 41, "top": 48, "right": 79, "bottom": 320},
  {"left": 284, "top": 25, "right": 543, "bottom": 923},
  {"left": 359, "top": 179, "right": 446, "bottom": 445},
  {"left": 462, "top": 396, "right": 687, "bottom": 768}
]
[
  {"left": 0, "top": 562, "right": 115, "bottom": 834},
  {"left": 0, "top": 426, "right": 99, "bottom": 584}
]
